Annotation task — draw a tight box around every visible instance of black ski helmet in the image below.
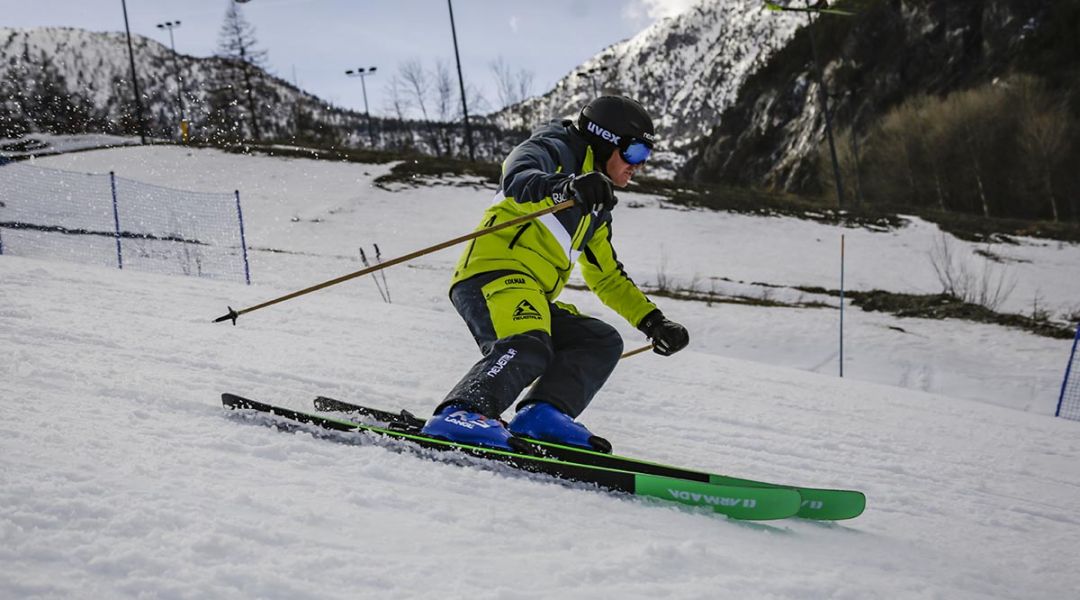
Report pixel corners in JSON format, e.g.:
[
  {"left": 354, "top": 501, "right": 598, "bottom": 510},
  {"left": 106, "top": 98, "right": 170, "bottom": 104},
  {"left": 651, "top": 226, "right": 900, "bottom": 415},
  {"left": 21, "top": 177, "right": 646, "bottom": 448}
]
[{"left": 576, "top": 95, "right": 657, "bottom": 163}]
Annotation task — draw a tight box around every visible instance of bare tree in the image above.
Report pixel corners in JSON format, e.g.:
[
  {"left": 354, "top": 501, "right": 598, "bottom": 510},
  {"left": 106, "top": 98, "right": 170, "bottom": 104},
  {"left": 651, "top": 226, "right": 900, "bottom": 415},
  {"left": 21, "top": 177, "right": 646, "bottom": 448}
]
[
  {"left": 398, "top": 59, "right": 441, "bottom": 155},
  {"left": 1013, "top": 76, "right": 1069, "bottom": 222},
  {"left": 929, "top": 233, "right": 1016, "bottom": 311},
  {"left": 872, "top": 98, "right": 926, "bottom": 207},
  {"left": 940, "top": 87, "right": 1012, "bottom": 218},
  {"left": 434, "top": 60, "right": 455, "bottom": 156},
  {"left": 434, "top": 60, "right": 454, "bottom": 122},
  {"left": 489, "top": 56, "right": 534, "bottom": 127},
  {"left": 490, "top": 56, "right": 516, "bottom": 110},
  {"left": 217, "top": 2, "right": 267, "bottom": 141},
  {"left": 383, "top": 74, "right": 414, "bottom": 151},
  {"left": 385, "top": 75, "right": 413, "bottom": 121},
  {"left": 516, "top": 69, "right": 534, "bottom": 107}
]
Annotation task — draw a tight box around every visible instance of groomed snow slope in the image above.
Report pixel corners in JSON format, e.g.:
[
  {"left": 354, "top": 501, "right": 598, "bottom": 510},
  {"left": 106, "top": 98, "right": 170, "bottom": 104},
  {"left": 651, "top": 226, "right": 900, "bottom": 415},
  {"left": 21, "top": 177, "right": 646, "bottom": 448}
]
[{"left": 2, "top": 146, "right": 1078, "bottom": 598}]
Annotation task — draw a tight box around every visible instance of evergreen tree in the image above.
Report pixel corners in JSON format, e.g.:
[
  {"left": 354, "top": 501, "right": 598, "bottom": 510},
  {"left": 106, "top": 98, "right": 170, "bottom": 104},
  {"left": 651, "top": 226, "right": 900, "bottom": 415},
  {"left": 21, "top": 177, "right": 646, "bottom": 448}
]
[{"left": 217, "top": 2, "right": 268, "bottom": 142}]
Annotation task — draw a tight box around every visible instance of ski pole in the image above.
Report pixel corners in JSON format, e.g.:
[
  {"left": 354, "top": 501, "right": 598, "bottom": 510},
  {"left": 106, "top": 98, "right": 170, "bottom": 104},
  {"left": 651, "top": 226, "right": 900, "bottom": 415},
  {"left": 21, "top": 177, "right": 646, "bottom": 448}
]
[
  {"left": 359, "top": 247, "right": 388, "bottom": 303},
  {"left": 214, "top": 201, "right": 576, "bottom": 325},
  {"left": 374, "top": 243, "right": 391, "bottom": 304},
  {"left": 621, "top": 343, "right": 654, "bottom": 359}
]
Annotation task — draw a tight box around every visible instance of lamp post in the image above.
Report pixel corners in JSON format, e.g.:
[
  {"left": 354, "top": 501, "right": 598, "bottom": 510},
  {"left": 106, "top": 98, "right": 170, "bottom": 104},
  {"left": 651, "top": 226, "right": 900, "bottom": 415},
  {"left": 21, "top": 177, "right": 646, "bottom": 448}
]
[
  {"left": 577, "top": 66, "right": 608, "bottom": 97},
  {"left": 156, "top": 20, "right": 188, "bottom": 142},
  {"left": 119, "top": 0, "right": 146, "bottom": 144},
  {"left": 345, "top": 67, "right": 377, "bottom": 147},
  {"left": 446, "top": 0, "right": 475, "bottom": 161},
  {"left": 765, "top": 0, "right": 851, "bottom": 208}
]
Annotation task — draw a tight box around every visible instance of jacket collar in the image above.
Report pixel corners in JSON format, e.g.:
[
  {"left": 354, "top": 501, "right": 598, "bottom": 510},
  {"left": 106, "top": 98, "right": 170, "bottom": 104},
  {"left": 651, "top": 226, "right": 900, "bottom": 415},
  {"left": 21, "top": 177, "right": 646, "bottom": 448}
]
[{"left": 564, "top": 120, "right": 598, "bottom": 174}]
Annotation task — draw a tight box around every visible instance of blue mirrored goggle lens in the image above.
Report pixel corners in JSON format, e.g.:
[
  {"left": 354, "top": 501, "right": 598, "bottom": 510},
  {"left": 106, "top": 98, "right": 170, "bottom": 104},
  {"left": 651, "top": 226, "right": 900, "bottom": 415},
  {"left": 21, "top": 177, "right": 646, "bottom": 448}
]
[{"left": 620, "top": 140, "right": 652, "bottom": 165}]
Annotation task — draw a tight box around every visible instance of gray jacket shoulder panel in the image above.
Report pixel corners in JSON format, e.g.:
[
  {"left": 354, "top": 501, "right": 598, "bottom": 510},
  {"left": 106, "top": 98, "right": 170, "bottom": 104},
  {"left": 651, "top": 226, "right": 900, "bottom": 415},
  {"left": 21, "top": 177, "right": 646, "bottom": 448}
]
[{"left": 501, "top": 120, "right": 588, "bottom": 203}]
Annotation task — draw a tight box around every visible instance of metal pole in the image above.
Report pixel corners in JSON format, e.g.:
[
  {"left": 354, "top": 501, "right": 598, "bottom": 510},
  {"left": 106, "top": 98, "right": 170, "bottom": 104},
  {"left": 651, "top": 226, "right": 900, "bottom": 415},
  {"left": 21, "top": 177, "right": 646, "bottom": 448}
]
[
  {"left": 234, "top": 190, "right": 251, "bottom": 285},
  {"left": 447, "top": 0, "right": 476, "bottom": 161},
  {"left": 166, "top": 26, "right": 185, "bottom": 121},
  {"left": 374, "top": 243, "right": 391, "bottom": 303},
  {"left": 1056, "top": 325, "right": 1080, "bottom": 418},
  {"left": 214, "top": 201, "right": 577, "bottom": 324},
  {"left": 120, "top": 0, "right": 147, "bottom": 144},
  {"left": 360, "top": 72, "right": 374, "bottom": 147},
  {"left": 839, "top": 234, "right": 845, "bottom": 377},
  {"left": 346, "top": 68, "right": 377, "bottom": 147},
  {"left": 110, "top": 171, "right": 123, "bottom": 269},
  {"left": 805, "top": 2, "right": 845, "bottom": 208},
  {"left": 359, "top": 247, "right": 388, "bottom": 303}
]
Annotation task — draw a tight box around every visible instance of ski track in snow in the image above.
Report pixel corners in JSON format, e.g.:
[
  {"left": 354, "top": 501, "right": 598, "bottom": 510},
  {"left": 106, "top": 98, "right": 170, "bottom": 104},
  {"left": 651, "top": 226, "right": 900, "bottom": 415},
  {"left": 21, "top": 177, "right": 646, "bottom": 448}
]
[{"left": 2, "top": 146, "right": 1079, "bottom": 598}]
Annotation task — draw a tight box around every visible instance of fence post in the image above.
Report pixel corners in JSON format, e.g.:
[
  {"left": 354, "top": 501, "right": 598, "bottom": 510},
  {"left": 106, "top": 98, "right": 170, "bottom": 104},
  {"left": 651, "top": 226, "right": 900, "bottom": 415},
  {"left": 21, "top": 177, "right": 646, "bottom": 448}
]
[
  {"left": 839, "top": 234, "right": 845, "bottom": 378},
  {"left": 1056, "top": 324, "right": 1080, "bottom": 418},
  {"left": 110, "top": 171, "right": 123, "bottom": 269},
  {"left": 234, "top": 190, "right": 251, "bottom": 285}
]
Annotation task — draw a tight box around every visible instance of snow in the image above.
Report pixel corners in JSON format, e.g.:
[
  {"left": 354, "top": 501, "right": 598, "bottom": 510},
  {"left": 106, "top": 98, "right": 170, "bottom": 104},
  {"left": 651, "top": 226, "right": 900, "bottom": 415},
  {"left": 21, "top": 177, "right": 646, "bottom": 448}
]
[
  {"left": 0, "top": 133, "right": 141, "bottom": 158},
  {"left": 2, "top": 146, "right": 1079, "bottom": 598}
]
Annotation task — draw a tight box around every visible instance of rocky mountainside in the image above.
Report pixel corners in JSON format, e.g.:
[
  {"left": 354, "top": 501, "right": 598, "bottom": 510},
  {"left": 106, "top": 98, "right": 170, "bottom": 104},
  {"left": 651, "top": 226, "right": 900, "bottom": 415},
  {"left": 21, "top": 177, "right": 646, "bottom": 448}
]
[{"left": 681, "top": 0, "right": 1080, "bottom": 195}]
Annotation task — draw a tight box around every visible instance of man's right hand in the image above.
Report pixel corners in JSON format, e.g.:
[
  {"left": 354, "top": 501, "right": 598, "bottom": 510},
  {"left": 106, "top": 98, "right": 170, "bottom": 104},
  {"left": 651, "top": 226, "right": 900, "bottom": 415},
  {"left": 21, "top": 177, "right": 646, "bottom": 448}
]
[{"left": 562, "top": 172, "right": 617, "bottom": 213}]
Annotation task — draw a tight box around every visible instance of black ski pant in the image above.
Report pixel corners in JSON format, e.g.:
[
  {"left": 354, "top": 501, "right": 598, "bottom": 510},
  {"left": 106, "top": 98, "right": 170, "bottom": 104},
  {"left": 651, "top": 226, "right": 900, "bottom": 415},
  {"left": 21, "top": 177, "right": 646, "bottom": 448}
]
[{"left": 438, "top": 271, "right": 624, "bottom": 419}]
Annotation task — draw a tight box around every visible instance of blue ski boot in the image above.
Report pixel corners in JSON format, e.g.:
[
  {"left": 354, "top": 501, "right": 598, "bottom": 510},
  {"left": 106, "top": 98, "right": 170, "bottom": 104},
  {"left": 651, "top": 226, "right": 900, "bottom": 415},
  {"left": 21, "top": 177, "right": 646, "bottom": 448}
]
[
  {"left": 508, "top": 402, "right": 612, "bottom": 453},
  {"left": 421, "top": 405, "right": 517, "bottom": 451}
]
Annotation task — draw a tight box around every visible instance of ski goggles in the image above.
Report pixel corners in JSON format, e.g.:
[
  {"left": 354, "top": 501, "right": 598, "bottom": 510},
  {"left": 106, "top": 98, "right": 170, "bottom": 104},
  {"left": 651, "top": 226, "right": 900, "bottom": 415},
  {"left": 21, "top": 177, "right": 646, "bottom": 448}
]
[{"left": 619, "top": 139, "right": 652, "bottom": 165}]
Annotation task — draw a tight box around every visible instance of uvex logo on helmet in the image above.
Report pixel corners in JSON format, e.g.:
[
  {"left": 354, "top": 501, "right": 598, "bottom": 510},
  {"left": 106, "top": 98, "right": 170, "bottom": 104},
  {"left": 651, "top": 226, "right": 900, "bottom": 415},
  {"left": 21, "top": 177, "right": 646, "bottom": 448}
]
[{"left": 585, "top": 121, "right": 621, "bottom": 145}]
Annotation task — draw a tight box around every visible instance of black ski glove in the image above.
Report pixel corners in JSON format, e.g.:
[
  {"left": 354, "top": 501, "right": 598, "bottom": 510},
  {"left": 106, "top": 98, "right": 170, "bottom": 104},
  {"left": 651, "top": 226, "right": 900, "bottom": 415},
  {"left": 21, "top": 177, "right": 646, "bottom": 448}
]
[
  {"left": 555, "top": 172, "right": 617, "bottom": 213},
  {"left": 637, "top": 310, "right": 689, "bottom": 356}
]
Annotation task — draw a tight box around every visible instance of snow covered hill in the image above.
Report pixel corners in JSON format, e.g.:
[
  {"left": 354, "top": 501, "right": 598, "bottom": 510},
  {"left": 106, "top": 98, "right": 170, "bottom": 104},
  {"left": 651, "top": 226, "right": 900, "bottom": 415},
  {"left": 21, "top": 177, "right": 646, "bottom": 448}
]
[
  {"left": 2, "top": 147, "right": 1079, "bottom": 598},
  {"left": 0, "top": 27, "right": 441, "bottom": 154},
  {"left": 492, "top": 0, "right": 801, "bottom": 172}
]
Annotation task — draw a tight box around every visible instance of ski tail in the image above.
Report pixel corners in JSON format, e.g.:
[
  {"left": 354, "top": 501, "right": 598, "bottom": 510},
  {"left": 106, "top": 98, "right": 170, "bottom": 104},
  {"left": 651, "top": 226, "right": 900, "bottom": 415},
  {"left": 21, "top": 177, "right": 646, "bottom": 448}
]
[{"left": 225, "top": 393, "right": 803, "bottom": 520}]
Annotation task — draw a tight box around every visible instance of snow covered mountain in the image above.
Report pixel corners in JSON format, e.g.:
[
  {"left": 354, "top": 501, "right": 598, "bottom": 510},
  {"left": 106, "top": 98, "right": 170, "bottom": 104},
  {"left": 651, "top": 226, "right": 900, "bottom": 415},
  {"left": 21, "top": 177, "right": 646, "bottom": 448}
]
[
  {"left": 493, "top": 0, "right": 802, "bottom": 170},
  {"left": 0, "top": 26, "right": 350, "bottom": 143},
  {"left": 2, "top": 0, "right": 802, "bottom": 169},
  {"left": 0, "top": 26, "right": 501, "bottom": 156}
]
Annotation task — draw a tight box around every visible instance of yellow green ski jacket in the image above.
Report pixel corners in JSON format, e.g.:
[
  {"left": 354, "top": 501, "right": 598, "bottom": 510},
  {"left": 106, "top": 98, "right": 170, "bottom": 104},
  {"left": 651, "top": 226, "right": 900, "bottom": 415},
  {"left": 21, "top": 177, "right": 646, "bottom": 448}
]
[{"left": 451, "top": 120, "right": 657, "bottom": 328}]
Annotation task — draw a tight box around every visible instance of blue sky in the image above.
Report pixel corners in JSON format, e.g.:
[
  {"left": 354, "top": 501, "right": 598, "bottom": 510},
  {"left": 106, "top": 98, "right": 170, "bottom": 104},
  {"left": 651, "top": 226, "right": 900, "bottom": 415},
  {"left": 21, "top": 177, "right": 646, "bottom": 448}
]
[{"left": 5, "top": 0, "right": 697, "bottom": 115}]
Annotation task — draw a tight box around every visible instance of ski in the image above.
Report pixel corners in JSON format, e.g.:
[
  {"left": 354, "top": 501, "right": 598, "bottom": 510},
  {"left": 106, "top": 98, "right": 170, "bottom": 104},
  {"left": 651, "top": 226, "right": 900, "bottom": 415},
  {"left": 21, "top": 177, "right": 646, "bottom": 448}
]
[
  {"left": 223, "top": 393, "right": 802, "bottom": 521},
  {"left": 313, "top": 396, "right": 866, "bottom": 520}
]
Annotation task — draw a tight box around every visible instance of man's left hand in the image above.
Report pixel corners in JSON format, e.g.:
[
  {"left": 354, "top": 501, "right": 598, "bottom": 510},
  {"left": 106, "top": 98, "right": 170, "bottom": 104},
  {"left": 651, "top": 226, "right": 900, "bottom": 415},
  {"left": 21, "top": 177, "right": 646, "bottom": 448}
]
[{"left": 637, "top": 310, "right": 689, "bottom": 356}]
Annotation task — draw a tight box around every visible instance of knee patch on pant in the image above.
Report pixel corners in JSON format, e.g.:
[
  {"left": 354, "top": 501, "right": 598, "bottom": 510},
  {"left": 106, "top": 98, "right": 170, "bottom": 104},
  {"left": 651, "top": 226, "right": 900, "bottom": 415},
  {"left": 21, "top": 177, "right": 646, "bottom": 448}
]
[
  {"left": 497, "top": 329, "right": 555, "bottom": 371},
  {"left": 580, "top": 316, "right": 625, "bottom": 364}
]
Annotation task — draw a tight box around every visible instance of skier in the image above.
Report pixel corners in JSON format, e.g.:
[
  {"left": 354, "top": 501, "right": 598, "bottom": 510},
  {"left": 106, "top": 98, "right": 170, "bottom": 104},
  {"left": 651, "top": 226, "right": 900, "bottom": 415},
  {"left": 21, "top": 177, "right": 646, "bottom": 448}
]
[{"left": 421, "top": 95, "right": 689, "bottom": 452}]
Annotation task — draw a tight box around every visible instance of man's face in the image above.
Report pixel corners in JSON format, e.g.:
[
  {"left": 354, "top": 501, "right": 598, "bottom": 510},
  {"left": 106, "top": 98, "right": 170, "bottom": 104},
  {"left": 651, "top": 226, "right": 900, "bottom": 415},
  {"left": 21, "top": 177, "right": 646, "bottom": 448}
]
[{"left": 604, "top": 150, "right": 641, "bottom": 188}]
